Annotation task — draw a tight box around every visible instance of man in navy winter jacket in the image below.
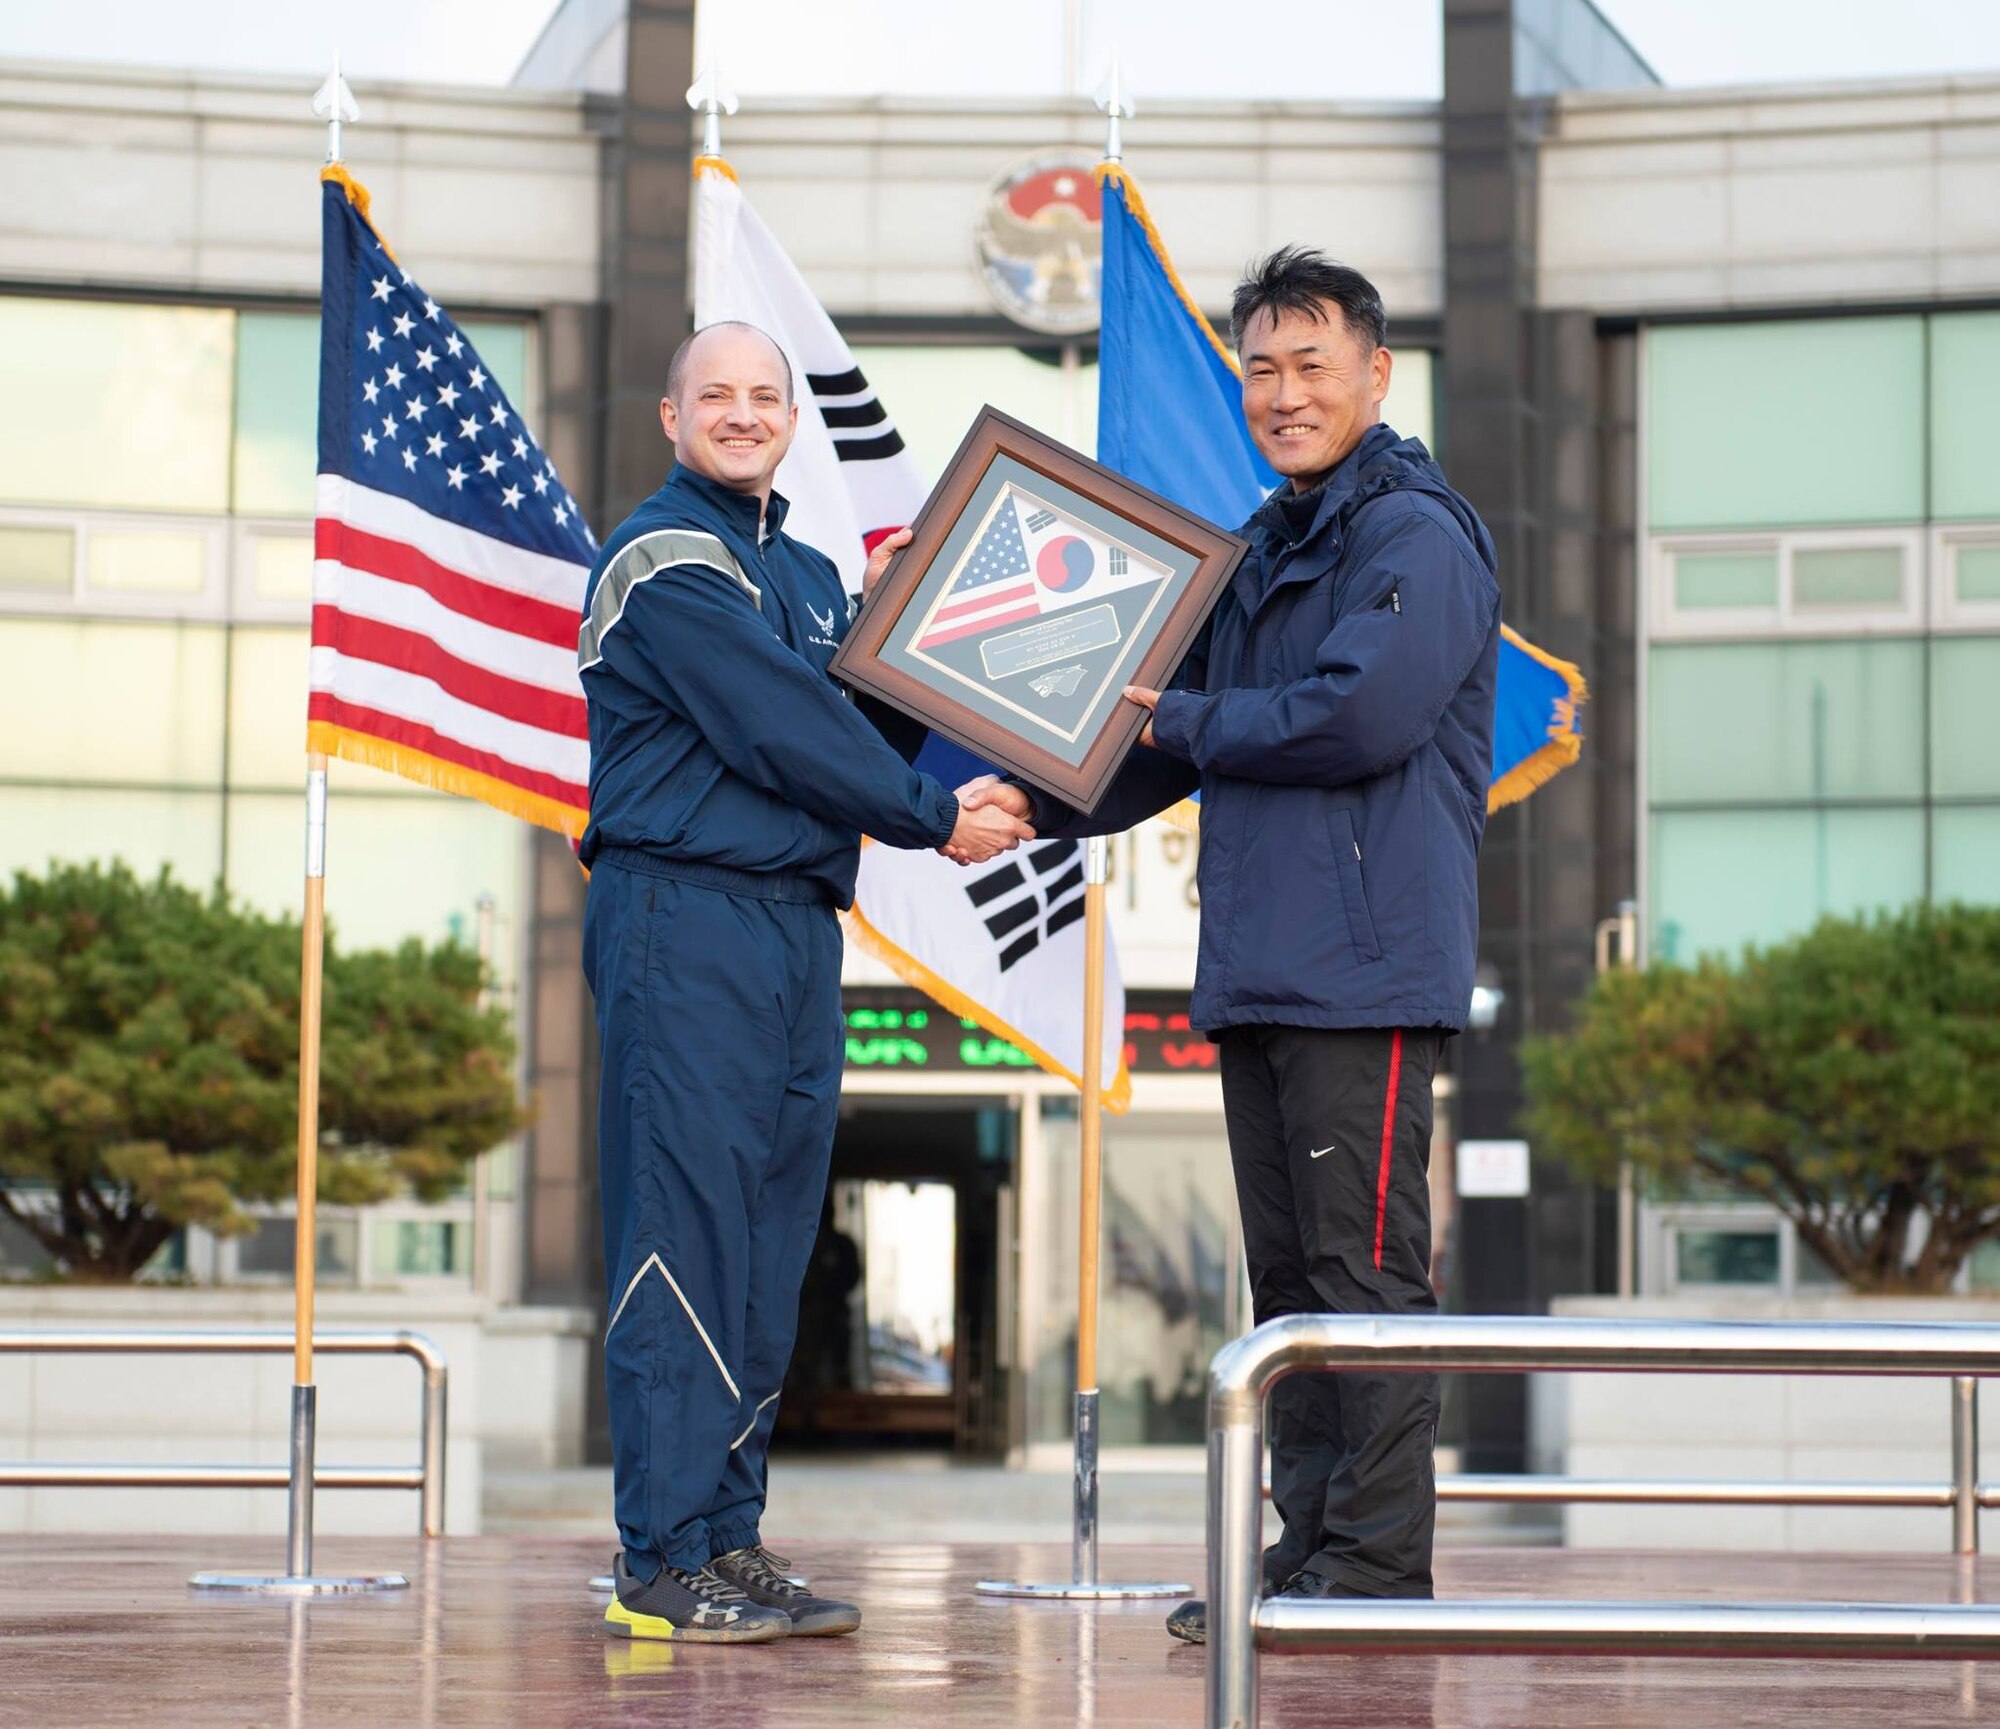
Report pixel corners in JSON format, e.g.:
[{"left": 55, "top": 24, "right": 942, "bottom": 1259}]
[
  {"left": 580, "top": 321, "right": 1032, "bottom": 1645},
  {"left": 966, "top": 251, "right": 1500, "bottom": 1638}
]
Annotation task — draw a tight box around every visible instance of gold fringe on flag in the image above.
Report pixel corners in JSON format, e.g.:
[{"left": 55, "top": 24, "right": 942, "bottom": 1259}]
[
  {"left": 1486, "top": 625, "right": 1589, "bottom": 814},
  {"left": 841, "top": 868, "right": 1135, "bottom": 1115},
  {"left": 305, "top": 722, "right": 587, "bottom": 841}
]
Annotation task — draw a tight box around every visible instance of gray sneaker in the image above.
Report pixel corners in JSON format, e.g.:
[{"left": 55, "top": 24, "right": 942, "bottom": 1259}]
[
  {"left": 604, "top": 1551, "right": 791, "bottom": 1643},
  {"left": 710, "top": 1545, "right": 862, "bottom": 1637}
]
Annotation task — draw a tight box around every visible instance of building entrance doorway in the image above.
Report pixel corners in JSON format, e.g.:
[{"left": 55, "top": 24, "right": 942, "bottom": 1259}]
[{"left": 779, "top": 1100, "right": 1014, "bottom": 1456}]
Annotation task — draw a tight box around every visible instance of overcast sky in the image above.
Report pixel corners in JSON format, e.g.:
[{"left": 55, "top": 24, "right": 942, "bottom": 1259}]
[{"left": 2, "top": 0, "right": 1997, "bottom": 97}]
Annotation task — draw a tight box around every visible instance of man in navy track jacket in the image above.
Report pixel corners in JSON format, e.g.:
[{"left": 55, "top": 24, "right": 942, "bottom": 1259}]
[
  {"left": 966, "top": 251, "right": 1500, "bottom": 1639},
  {"left": 579, "top": 321, "right": 1031, "bottom": 1646}
]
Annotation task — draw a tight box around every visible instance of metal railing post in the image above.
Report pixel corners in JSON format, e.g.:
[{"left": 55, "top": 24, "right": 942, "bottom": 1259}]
[
  {"left": 1206, "top": 1315, "right": 2000, "bottom": 1728},
  {"left": 1209, "top": 1338, "right": 1266, "bottom": 1729},
  {"left": 1955, "top": 1375, "right": 1980, "bottom": 1556},
  {"left": 0, "top": 1329, "right": 445, "bottom": 1539},
  {"left": 421, "top": 1354, "right": 448, "bottom": 1539}
]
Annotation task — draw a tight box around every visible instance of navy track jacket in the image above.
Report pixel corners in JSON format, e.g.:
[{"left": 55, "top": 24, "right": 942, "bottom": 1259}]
[
  {"left": 578, "top": 465, "right": 960, "bottom": 907},
  {"left": 1036, "top": 424, "right": 1501, "bottom": 1034}
]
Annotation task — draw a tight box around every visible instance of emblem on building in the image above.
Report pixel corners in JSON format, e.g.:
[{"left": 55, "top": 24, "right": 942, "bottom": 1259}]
[{"left": 974, "top": 150, "right": 1103, "bottom": 336}]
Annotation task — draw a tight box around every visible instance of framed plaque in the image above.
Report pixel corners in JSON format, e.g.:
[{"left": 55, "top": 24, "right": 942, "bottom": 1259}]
[{"left": 831, "top": 406, "right": 1248, "bottom": 813}]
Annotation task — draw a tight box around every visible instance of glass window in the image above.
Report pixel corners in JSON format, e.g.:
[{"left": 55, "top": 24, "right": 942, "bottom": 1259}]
[
  {"left": 224, "top": 627, "right": 310, "bottom": 790},
  {"left": 1647, "top": 318, "right": 1925, "bottom": 531},
  {"left": 1030, "top": 1108, "right": 1241, "bottom": 1449},
  {"left": 225, "top": 789, "right": 524, "bottom": 984},
  {"left": 1673, "top": 549, "right": 1777, "bottom": 611},
  {"left": 248, "top": 530, "right": 314, "bottom": 603},
  {"left": 0, "top": 297, "right": 234, "bottom": 513},
  {"left": 1933, "top": 807, "right": 2000, "bottom": 906},
  {"left": 1957, "top": 545, "right": 2000, "bottom": 606},
  {"left": 1649, "top": 640, "right": 1924, "bottom": 806},
  {"left": 851, "top": 344, "right": 1097, "bottom": 484},
  {"left": 232, "top": 310, "right": 320, "bottom": 518},
  {"left": 235, "top": 1214, "right": 358, "bottom": 1283},
  {"left": 1674, "top": 1227, "right": 1780, "bottom": 1287},
  {"left": 371, "top": 1217, "right": 472, "bottom": 1280},
  {"left": 85, "top": 525, "right": 212, "bottom": 597},
  {"left": 0, "top": 618, "right": 226, "bottom": 786},
  {"left": 1650, "top": 806, "right": 1925, "bottom": 962},
  {"left": 1931, "top": 638, "right": 2000, "bottom": 799},
  {"left": 1382, "top": 347, "right": 1434, "bottom": 451},
  {"left": 0, "top": 524, "right": 75, "bottom": 593},
  {"left": 0, "top": 786, "right": 223, "bottom": 888},
  {"left": 461, "top": 319, "right": 531, "bottom": 421},
  {"left": 1930, "top": 312, "right": 2000, "bottom": 521},
  {"left": 1792, "top": 545, "right": 1903, "bottom": 611}
]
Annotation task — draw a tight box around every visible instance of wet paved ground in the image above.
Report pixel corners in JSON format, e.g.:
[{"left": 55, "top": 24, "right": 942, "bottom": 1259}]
[{"left": 6, "top": 1536, "right": 2000, "bottom": 1727}]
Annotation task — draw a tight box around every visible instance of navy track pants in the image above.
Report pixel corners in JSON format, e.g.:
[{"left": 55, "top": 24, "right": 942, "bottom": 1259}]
[{"left": 582, "top": 856, "right": 842, "bottom": 1574}]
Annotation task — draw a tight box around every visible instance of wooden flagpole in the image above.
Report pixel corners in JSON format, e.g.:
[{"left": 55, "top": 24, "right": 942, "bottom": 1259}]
[
  {"left": 192, "top": 55, "right": 406, "bottom": 1597},
  {"left": 976, "top": 76, "right": 1188, "bottom": 1600},
  {"left": 1071, "top": 837, "right": 1109, "bottom": 1583},
  {"left": 285, "top": 752, "right": 330, "bottom": 1572}
]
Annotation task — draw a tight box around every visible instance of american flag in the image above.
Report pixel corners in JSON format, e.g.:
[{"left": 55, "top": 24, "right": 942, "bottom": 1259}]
[
  {"left": 308, "top": 169, "right": 595, "bottom": 839},
  {"left": 915, "top": 495, "right": 1040, "bottom": 649}
]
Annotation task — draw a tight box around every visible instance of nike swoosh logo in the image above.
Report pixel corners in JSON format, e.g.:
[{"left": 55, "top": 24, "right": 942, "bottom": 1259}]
[{"left": 1309, "top": 1145, "right": 1336, "bottom": 1159}]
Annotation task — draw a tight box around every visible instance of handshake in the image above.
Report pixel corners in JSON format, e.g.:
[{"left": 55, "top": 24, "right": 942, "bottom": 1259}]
[{"left": 939, "top": 775, "right": 1037, "bottom": 867}]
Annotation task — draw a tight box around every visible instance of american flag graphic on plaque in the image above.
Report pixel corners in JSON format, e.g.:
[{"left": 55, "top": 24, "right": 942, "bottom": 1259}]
[
  {"left": 915, "top": 496, "right": 1041, "bottom": 649},
  {"left": 309, "top": 167, "right": 596, "bottom": 838}
]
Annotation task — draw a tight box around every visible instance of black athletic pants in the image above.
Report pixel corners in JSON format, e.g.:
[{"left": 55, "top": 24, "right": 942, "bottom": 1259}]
[{"left": 1218, "top": 1024, "right": 1442, "bottom": 1598}]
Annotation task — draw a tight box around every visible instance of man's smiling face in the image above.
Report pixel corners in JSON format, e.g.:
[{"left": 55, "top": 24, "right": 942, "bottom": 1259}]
[
  {"left": 660, "top": 324, "right": 798, "bottom": 497},
  {"left": 1238, "top": 303, "right": 1392, "bottom": 491}
]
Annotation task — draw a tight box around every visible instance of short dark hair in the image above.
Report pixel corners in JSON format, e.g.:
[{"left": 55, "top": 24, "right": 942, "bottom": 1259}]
[
  {"left": 664, "top": 320, "right": 794, "bottom": 404},
  {"left": 1229, "top": 249, "right": 1387, "bottom": 353}
]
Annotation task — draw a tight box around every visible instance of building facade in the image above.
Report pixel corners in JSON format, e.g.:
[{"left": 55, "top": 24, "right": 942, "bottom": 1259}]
[{"left": 2, "top": 1, "right": 1996, "bottom": 1473}]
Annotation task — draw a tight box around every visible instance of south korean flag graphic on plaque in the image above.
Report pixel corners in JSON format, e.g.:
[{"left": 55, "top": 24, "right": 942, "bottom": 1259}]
[{"left": 909, "top": 482, "right": 1174, "bottom": 745}]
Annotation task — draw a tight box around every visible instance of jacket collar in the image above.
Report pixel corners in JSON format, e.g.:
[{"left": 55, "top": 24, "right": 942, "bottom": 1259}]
[
  {"left": 665, "top": 462, "right": 791, "bottom": 544},
  {"left": 1248, "top": 421, "right": 1401, "bottom": 557}
]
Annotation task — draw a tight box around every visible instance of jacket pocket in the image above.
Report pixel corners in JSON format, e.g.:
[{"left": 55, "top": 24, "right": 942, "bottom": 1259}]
[{"left": 1329, "top": 807, "right": 1382, "bottom": 963}]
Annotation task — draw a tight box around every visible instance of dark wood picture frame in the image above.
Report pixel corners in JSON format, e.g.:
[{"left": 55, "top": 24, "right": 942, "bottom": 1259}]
[{"left": 831, "top": 406, "right": 1248, "bottom": 814}]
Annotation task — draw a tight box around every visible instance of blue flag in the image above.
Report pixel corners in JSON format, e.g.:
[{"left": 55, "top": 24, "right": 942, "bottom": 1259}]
[{"left": 1095, "top": 165, "right": 1584, "bottom": 817}]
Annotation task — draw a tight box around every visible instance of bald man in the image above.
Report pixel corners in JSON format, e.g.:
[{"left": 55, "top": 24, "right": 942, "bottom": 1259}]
[{"left": 579, "top": 322, "right": 1031, "bottom": 1644}]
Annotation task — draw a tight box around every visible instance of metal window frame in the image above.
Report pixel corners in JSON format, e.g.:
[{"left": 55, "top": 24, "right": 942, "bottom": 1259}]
[
  {"left": 1649, "top": 526, "right": 1927, "bottom": 641},
  {"left": 1931, "top": 523, "right": 2000, "bottom": 633}
]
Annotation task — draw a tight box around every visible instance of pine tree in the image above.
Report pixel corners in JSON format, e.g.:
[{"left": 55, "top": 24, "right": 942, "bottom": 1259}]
[
  {"left": 1523, "top": 904, "right": 2000, "bottom": 1294},
  {"left": 0, "top": 862, "right": 525, "bottom": 1281}
]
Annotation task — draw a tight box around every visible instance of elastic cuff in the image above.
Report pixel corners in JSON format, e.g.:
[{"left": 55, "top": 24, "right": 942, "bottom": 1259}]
[
  {"left": 927, "top": 782, "right": 960, "bottom": 848},
  {"left": 1148, "top": 690, "right": 1199, "bottom": 761},
  {"left": 708, "top": 1522, "right": 761, "bottom": 1560},
  {"left": 662, "top": 1540, "right": 715, "bottom": 1572}
]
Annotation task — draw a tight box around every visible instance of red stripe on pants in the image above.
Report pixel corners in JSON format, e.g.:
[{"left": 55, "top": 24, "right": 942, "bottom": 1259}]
[{"left": 1372, "top": 1029, "right": 1404, "bottom": 1272}]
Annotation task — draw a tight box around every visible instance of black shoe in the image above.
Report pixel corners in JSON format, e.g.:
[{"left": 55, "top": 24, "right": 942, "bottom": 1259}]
[
  {"left": 1168, "top": 1570, "right": 1367, "bottom": 1645},
  {"left": 603, "top": 1551, "right": 791, "bottom": 1643},
  {"left": 709, "top": 1544, "right": 862, "bottom": 1637}
]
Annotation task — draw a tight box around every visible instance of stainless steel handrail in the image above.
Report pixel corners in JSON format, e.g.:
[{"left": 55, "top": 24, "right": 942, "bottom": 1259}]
[
  {"left": 0, "top": 1328, "right": 447, "bottom": 1537},
  {"left": 1208, "top": 1315, "right": 2000, "bottom": 1729}
]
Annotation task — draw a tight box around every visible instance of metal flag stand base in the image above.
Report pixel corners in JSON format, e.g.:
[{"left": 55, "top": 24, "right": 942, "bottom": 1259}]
[
  {"left": 975, "top": 835, "right": 1190, "bottom": 1606},
  {"left": 976, "top": 1388, "right": 1191, "bottom": 1601},
  {"left": 189, "top": 1384, "right": 411, "bottom": 1595}
]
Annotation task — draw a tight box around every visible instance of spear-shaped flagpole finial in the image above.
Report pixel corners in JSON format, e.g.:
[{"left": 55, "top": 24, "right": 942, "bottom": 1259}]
[
  {"left": 1093, "top": 55, "right": 1135, "bottom": 164},
  {"left": 312, "top": 51, "right": 359, "bottom": 166},
  {"left": 686, "top": 57, "right": 739, "bottom": 160}
]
